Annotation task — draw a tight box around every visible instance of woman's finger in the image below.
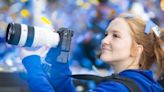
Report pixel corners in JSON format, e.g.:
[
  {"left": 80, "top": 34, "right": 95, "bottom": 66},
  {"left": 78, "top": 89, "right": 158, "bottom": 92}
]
[{"left": 37, "top": 46, "right": 50, "bottom": 57}]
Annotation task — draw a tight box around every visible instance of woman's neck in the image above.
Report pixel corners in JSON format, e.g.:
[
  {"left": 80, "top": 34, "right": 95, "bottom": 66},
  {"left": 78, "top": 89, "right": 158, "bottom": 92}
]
[{"left": 110, "top": 58, "right": 140, "bottom": 73}]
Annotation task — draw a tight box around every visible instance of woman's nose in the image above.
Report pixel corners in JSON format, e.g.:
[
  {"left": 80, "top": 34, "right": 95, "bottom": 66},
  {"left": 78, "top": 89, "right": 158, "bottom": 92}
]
[{"left": 101, "top": 35, "right": 112, "bottom": 45}]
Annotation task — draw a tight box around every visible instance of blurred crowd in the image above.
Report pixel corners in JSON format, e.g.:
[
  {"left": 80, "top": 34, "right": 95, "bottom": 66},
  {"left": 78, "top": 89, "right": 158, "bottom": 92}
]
[{"left": 0, "top": 0, "right": 164, "bottom": 75}]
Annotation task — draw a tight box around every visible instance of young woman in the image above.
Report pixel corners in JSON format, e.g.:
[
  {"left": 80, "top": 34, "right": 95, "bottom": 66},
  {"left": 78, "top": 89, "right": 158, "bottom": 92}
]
[{"left": 21, "top": 13, "right": 164, "bottom": 92}]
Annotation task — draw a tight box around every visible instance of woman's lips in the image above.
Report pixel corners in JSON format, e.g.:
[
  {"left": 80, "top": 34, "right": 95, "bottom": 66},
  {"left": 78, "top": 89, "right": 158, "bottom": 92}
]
[{"left": 102, "top": 46, "right": 112, "bottom": 53}]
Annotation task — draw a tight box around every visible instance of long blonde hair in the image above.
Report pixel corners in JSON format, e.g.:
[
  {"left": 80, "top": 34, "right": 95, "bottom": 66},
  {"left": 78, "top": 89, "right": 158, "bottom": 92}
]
[{"left": 118, "top": 13, "right": 164, "bottom": 77}]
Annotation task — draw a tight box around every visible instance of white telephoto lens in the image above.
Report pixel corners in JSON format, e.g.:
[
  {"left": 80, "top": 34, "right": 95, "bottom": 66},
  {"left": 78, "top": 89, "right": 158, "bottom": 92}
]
[
  {"left": 33, "top": 26, "right": 60, "bottom": 47},
  {"left": 6, "top": 23, "right": 60, "bottom": 47}
]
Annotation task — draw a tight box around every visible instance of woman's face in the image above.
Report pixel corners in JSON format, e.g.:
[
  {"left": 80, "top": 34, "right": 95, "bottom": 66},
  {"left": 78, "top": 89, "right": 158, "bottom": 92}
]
[{"left": 100, "top": 18, "right": 133, "bottom": 63}]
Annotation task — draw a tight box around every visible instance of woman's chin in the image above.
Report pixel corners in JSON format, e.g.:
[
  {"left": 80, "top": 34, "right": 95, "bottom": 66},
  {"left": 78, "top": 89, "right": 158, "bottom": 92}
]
[{"left": 100, "top": 54, "right": 111, "bottom": 63}]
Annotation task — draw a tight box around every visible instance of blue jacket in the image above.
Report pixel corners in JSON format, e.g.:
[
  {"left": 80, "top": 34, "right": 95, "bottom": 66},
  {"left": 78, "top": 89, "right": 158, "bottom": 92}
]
[{"left": 22, "top": 55, "right": 163, "bottom": 92}]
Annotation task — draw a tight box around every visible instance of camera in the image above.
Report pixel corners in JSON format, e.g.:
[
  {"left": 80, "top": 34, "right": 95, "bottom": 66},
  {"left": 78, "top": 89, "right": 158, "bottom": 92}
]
[{"left": 5, "top": 23, "right": 73, "bottom": 49}]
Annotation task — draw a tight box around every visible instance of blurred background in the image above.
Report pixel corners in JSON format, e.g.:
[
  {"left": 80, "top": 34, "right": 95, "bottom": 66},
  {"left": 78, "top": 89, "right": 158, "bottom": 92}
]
[{"left": 0, "top": 0, "right": 164, "bottom": 92}]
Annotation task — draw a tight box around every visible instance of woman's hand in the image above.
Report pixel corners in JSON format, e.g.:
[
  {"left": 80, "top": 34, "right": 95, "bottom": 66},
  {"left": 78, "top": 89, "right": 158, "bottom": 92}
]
[{"left": 20, "top": 46, "right": 50, "bottom": 60}]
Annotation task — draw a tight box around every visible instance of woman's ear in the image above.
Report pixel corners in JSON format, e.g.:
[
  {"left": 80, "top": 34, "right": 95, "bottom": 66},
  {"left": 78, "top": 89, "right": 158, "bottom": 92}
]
[
  {"left": 136, "top": 44, "right": 143, "bottom": 56},
  {"left": 130, "top": 42, "right": 143, "bottom": 57}
]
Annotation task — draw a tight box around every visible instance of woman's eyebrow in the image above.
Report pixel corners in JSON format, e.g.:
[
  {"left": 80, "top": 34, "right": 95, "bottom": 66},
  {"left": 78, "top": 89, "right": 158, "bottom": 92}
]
[{"left": 106, "top": 29, "right": 121, "bottom": 34}]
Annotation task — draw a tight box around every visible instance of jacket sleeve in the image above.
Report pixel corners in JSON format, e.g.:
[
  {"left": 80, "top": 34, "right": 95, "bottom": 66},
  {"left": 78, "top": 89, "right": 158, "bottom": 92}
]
[
  {"left": 22, "top": 55, "right": 55, "bottom": 92},
  {"left": 49, "top": 61, "right": 76, "bottom": 92}
]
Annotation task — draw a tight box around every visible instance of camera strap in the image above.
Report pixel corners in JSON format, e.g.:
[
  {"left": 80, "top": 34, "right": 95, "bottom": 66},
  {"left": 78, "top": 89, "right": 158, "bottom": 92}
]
[{"left": 71, "top": 74, "right": 141, "bottom": 92}]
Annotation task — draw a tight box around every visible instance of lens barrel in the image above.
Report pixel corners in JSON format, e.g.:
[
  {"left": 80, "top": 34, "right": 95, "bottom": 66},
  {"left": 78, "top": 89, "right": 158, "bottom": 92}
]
[{"left": 5, "top": 23, "right": 60, "bottom": 47}]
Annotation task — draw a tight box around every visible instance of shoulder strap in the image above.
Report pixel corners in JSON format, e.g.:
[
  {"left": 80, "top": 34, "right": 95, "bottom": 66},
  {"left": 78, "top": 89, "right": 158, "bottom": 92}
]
[
  {"left": 105, "top": 74, "right": 141, "bottom": 92},
  {"left": 71, "top": 74, "right": 141, "bottom": 92}
]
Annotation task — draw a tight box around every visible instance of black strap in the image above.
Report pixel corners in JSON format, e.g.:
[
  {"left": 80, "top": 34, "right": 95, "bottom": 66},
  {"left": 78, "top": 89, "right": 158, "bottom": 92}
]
[{"left": 71, "top": 74, "right": 141, "bottom": 92}]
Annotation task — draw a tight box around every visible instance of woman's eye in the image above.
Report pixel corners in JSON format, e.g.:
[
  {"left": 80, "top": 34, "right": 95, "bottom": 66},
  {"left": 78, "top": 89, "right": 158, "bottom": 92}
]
[{"left": 113, "top": 34, "right": 119, "bottom": 38}]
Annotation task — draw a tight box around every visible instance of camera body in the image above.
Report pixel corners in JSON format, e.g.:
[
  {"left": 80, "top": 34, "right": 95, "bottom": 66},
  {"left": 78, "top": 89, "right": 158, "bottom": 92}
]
[{"left": 43, "top": 27, "right": 73, "bottom": 64}]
